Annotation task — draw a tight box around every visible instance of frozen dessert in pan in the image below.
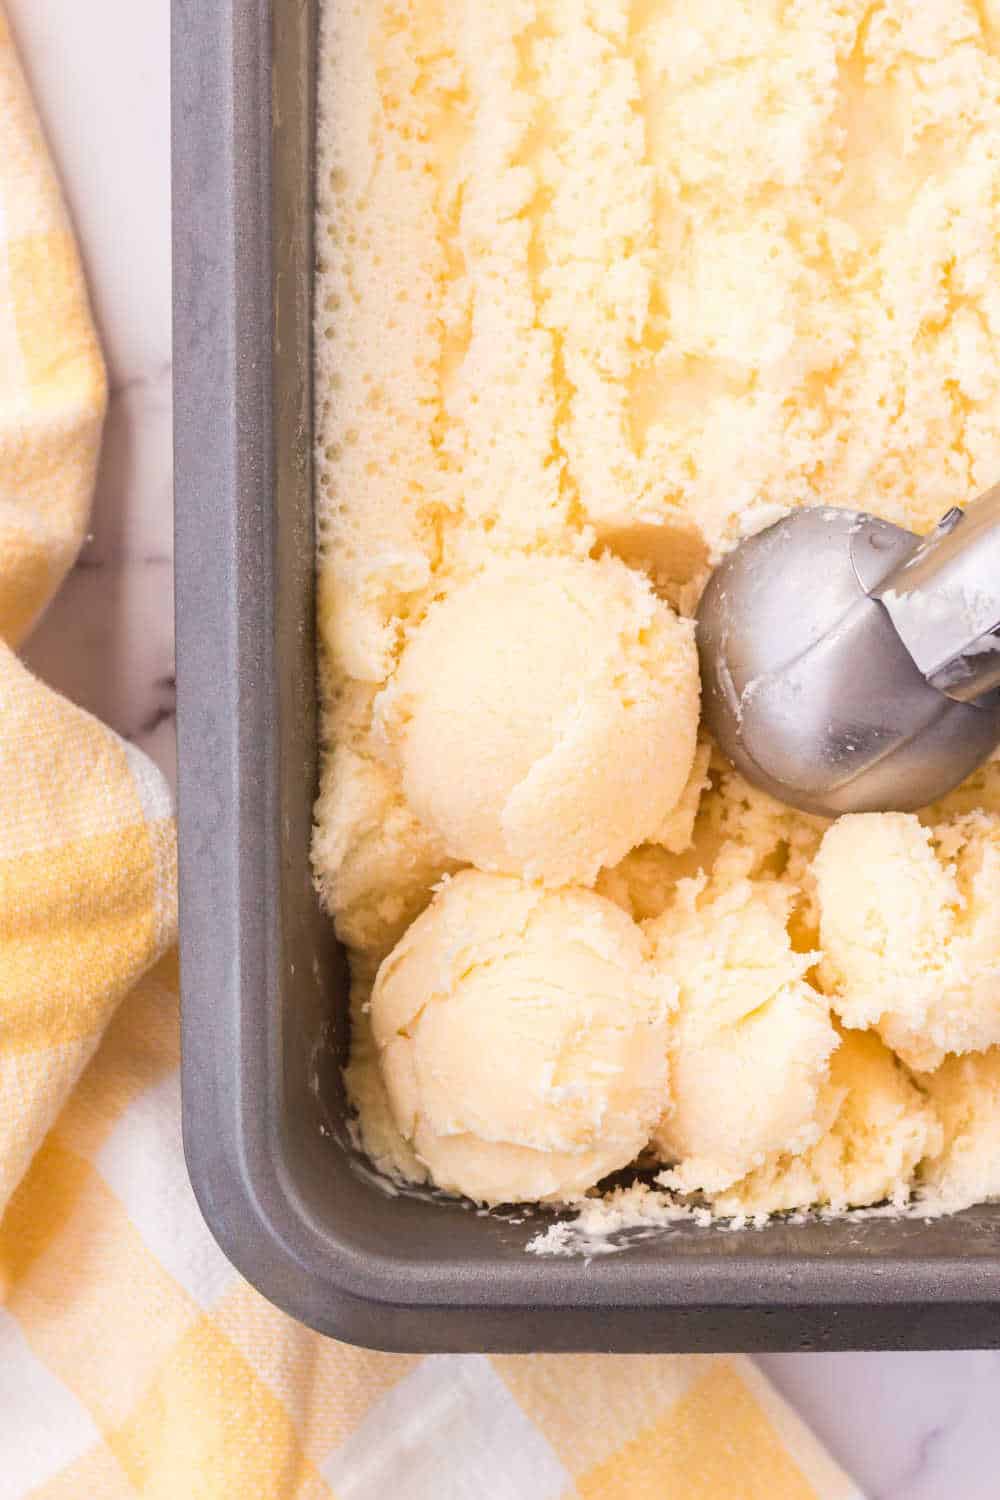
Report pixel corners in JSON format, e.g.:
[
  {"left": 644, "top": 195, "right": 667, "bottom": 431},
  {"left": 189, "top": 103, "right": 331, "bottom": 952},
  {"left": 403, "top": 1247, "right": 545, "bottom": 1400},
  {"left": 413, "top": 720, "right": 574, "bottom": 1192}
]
[
  {"left": 646, "top": 848, "right": 838, "bottom": 1197},
  {"left": 315, "top": 0, "right": 1000, "bottom": 1217},
  {"left": 369, "top": 871, "right": 670, "bottom": 1204},
  {"left": 373, "top": 554, "right": 699, "bottom": 888},
  {"left": 813, "top": 811, "right": 1000, "bottom": 1072},
  {"left": 714, "top": 1030, "right": 943, "bottom": 1220}
]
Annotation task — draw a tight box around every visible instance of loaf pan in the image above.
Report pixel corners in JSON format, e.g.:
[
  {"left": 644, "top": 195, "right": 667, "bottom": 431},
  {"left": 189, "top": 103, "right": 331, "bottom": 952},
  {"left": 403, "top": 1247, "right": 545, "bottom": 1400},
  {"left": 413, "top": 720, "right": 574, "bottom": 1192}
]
[{"left": 172, "top": 0, "right": 1000, "bottom": 1351}]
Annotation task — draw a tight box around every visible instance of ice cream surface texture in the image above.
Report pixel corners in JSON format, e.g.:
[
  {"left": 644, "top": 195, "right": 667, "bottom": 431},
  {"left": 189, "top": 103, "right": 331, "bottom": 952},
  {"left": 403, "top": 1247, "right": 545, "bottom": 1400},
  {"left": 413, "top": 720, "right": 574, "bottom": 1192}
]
[
  {"left": 714, "top": 1030, "right": 943, "bottom": 1218},
  {"left": 369, "top": 871, "right": 671, "bottom": 1205},
  {"left": 374, "top": 554, "right": 699, "bottom": 886},
  {"left": 647, "top": 849, "right": 838, "bottom": 1195},
  {"left": 813, "top": 812, "right": 1000, "bottom": 1071},
  {"left": 315, "top": 0, "right": 1000, "bottom": 1217},
  {"left": 919, "top": 1050, "right": 1000, "bottom": 1210}
]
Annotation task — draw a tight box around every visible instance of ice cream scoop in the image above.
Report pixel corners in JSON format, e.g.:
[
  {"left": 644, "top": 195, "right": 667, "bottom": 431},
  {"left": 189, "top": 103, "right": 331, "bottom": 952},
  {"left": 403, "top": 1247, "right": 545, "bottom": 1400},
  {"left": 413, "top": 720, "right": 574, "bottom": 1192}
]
[{"left": 697, "top": 486, "right": 1000, "bottom": 817}]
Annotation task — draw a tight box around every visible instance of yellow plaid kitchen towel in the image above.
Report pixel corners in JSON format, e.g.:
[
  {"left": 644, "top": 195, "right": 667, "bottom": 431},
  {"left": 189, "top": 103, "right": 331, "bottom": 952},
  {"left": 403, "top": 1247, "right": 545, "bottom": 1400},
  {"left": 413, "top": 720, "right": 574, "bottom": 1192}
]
[{"left": 0, "top": 13, "right": 863, "bottom": 1498}]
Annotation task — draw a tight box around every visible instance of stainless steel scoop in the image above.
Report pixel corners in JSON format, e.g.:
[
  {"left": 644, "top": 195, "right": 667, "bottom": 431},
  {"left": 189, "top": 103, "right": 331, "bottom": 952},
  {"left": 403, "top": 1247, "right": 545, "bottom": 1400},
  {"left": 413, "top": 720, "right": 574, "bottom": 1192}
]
[{"left": 696, "top": 485, "right": 1000, "bottom": 817}]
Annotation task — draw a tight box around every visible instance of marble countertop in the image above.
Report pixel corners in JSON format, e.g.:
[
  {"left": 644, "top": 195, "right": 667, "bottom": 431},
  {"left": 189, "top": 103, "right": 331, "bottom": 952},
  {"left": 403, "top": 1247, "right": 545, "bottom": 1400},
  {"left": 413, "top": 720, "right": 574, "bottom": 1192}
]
[
  {"left": 7, "top": 2, "right": 1000, "bottom": 1494},
  {"left": 11, "top": 0, "right": 175, "bottom": 790}
]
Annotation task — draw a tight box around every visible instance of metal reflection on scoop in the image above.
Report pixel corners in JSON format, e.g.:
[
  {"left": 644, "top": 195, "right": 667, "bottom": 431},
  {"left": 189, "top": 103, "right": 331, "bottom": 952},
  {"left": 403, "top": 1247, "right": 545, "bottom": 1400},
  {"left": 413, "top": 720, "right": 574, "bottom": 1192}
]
[{"left": 695, "top": 486, "right": 1000, "bottom": 818}]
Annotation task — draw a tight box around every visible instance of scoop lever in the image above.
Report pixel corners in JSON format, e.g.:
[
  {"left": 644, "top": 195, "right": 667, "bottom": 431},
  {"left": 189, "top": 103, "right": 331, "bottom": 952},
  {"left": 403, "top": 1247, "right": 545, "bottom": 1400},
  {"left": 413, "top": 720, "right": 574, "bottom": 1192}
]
[{"left": 872, "top": 484, "right": 1000, "bottom": 707}]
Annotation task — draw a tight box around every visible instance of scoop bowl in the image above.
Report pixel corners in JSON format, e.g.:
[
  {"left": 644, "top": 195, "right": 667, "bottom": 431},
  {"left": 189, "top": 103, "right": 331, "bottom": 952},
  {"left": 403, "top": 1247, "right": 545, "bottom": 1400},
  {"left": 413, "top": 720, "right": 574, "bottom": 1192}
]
[{"left": 696, "top": 506, "right": 1000, "bottom": 817}]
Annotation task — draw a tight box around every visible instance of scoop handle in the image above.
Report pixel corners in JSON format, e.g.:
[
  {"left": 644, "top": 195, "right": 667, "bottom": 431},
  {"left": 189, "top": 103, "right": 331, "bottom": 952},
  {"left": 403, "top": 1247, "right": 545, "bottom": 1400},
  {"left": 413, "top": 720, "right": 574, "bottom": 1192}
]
[{"left": 873, "top": 484, "right": 1000, "bottom": 706}]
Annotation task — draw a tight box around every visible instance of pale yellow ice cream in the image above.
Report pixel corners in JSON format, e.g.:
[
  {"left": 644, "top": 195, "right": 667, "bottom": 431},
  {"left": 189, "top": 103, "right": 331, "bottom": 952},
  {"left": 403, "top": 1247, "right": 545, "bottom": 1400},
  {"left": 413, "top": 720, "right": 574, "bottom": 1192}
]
[
  {"left": 647, "top": 847, "right": 838, "bottom": 1194},
  {"left": 715, "top": 1030, "right": 942, "bottom": 1218},
  {"left": 345, "top": 975, "right": 430, "bottom": 1189},
  {"left": 373, "top": 554, "right": 700, "bottom": 887},
  {"left": 315, "top": 0, "right": 1000, "bottom": 1216},
  {"left": 312, "top": 743, "right": 457, "bottom": 963},
  {"left": 813, "top": 812, "right": 1000, "bottom": 1071},
  {"left": 597, "top": 758, "right": 827, "bottom": 931},
  {"left": 369, "top": 870, "right": 671, "bottom": 1204},
  {"left": 919, "top": 1050, "right": 1000, "bottom": 1210}
]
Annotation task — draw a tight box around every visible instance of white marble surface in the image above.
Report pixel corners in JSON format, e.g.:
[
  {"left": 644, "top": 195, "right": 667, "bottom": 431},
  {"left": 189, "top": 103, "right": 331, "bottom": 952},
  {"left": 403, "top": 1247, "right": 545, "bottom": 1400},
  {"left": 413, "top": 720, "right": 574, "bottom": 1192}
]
[
  {"left": 10, "top": 0, "right": 175, "bottom": 789},
  {"left": 8, "top": 2, "right": 1000, "bottom": 1494}
]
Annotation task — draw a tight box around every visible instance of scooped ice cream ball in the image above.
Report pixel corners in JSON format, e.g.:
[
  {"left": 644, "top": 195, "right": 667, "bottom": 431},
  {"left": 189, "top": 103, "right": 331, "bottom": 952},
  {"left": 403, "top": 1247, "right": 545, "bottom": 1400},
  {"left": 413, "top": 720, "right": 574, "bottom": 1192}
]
[
  {"left": 369, "top": 870, "right": 672, "bottom": 1205},
  {"left": 373, "top": 553, "right": 700, "bottom": 887},
  {"left": 812, "top": 811, "right": 1000, "bottom": 1071},
  {"left": 648, "top": 848, "right": 838, "bottom": 1194}
]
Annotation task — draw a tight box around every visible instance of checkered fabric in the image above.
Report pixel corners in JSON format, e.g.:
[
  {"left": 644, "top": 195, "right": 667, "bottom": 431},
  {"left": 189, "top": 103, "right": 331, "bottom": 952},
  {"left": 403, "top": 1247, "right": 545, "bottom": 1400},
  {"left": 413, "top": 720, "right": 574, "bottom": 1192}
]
[{"left": 0, "top": 11, "right": 864, "bottom": 1497}]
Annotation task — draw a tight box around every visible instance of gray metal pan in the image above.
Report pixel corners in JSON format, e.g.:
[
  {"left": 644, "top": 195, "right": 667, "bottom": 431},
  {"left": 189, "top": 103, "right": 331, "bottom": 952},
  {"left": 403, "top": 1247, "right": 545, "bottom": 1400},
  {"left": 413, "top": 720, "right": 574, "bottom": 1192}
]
[{"left": 172, "top": 0, "right": 1000, "bottom": 1350}]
